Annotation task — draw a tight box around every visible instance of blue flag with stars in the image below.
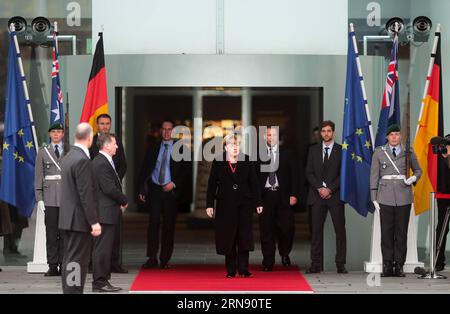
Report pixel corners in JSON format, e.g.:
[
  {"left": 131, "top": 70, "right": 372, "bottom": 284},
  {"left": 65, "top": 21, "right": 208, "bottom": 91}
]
[
  {"left": 0, "top": 32, "right": 37, "bottom": 217},
  {"left": 340, "top": 31, "right": 374, "bottom": 217}
]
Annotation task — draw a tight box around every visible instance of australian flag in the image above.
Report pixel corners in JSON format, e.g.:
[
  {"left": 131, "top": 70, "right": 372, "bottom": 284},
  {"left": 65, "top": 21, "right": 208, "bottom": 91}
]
[
  {"left": 0, "top": 32, "right": 37, "bottom": 217},
  {"left": 375, "top": 32, "right": 400, "bottom": 147},
  {"left": 340, "top": 30, "right": 374, "bottom": 217},
  {"left": 50, "top": 30, "right": 64, "bottom": 127}
]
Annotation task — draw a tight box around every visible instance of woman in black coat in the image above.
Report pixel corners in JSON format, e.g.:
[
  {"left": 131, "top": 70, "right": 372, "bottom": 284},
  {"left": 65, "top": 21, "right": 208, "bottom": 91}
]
[{"left": 206, "top": 135, "right": 263, "bottom": 278}]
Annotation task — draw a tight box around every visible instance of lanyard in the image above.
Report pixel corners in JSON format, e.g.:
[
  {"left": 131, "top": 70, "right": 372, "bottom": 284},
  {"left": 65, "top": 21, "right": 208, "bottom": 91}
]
[{"left": 228, "top": 161, "right": 237, "bottom": 174}]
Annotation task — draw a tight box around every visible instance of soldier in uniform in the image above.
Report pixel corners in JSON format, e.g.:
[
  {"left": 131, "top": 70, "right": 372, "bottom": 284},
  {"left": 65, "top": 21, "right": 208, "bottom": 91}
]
[
  {"left": 35, "top": 123, "right": 66, "bottom": 276},
  {"left": 370, "top": 124, "right": 422, "bottom": 277}
]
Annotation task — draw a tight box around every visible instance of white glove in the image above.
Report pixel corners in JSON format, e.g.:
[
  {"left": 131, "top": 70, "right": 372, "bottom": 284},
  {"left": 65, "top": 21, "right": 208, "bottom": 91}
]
[
  {"left": 404, "top": 176, "right": 417, "bottom": 186},
  {"left": 372, "top": 201, "right": 380, "bottom": 212},
  {"left": 37, "top": 201, "right": 45, "bottom": 213}
]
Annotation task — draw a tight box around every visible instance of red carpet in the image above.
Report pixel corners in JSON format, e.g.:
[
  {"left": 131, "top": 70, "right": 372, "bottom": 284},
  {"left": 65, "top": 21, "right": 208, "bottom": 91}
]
[{"left": 129, "top": 265, "right": 313, "bottom": 293}]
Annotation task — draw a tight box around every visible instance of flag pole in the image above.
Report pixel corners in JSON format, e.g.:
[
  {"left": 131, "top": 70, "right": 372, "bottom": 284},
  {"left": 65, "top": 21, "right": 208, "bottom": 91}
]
[
  {"left": 349, "top": 23, "right": 375, "bottom": 149},
  {"left": 9, "top": 24, "right": 39, "bottom": 153},
  {"left": 415, "top": 24, "right": 441, "bottom": 138}
]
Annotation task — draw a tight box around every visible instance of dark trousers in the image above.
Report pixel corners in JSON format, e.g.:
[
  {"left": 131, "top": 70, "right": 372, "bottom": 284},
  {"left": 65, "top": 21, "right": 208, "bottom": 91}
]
[
  {"left": 436, "top": 199, "right": 450, "bottom": 267},
  {"left": 111, "top": 211, "right": 123, "bottom": 269},
  {"left": 310, "top": 203, "right": 346, "bottom": 268},
  {"left": 225, "top": 237, "right": 249, "bottom": 275},
  {"left": 259, "top": 190, "right": 295, "bottom": 267},
  {"left": 146, "top": 184, "right": 178, "bottom": 264},
  {"left": 92, "top": 223, "right": 116, "bottom": 286},
  {"left": 379, "top": 204, "right": 411, "bottom": 266},
  {"left": 44, "top": 206, "right": 64, "bottom": 267},
  {"left": 61, "top": 231, "right": 92, "bottom": 294},
  {"left": 3, "top": 205, "right": 28, "bottom": 252}
]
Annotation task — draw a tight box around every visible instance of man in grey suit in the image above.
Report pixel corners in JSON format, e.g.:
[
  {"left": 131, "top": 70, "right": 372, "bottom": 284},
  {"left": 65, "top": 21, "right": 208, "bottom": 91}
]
[
  {"left": 35, "top": 123, "right": 65, "bottom": 277},
  {"left": 370, "top": 124, "right": 422, "bottom": 277},
  {"left": 92, "top": 133, "right": 128, "bottom": 292},
  {"left": 59, "top": 123, "right": 101, "bottom": 294}
]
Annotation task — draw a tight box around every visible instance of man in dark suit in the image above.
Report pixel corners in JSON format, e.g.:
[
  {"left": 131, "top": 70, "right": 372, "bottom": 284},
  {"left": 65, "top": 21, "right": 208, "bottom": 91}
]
[
  {"left": 258, "top": 127, "right": 299, "bottom": 271},
  {"left": 92, "top": 133, "right": 128, "bottom": 292},
  {"left": 139, "top": 120, "right": 189, "bottom": 269},
  {"left": 306, "top": 120, "right": 347, "bottom": 274},
  {"left": 59, "top": 123, "right": 101, "bottom": 294},
  {"left": 89, "top": 113, "right": 128, "bottom": 274}
]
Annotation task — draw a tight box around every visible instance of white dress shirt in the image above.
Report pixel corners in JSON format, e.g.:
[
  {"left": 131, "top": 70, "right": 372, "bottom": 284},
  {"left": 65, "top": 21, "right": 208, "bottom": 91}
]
[{"left": 265, "top": 144, "right": 279, "bottom": 188}]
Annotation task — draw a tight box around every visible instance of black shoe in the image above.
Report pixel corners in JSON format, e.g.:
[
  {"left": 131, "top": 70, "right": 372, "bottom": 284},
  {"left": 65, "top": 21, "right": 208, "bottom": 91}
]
[
  {"left": 142, "top": 259, "right": 158, "bottom": 269},
  {"left": 305, "top": 265, "right": 321, "bottom": 274},
  {"left": 239, "top": 270, "right": 252, "bottom": 278},
  {"left": 435, "top": 263, "right": 445, "bottom": 272},
  {"left": 337, "top": 265, "right": 348, "bottom": 274},
  {"left": 281, "top": 256, "right": 291, "bottom": 267},
  {"left": 160, "top": 263, "right": 171, "bottom": 269},
  {"left": 44, "top": 267, "right": 60, "bottom": 277},
  {"left": 92, "top": 282, "right": 122, "bottom": 293},
  {"left": 111, "top": 266, "right": 129, "bottom": 274},
  {"left": 381, "top": 262, "right": 394, "bottom": 277},
  {"left": 226, "top": 273, "right": 236, "bottom": 278},
  {"left": 394, "top": 264, "right": 405, "bottom": 277},
  {"left": 262, "top": 266, "right": 273, "bottom": 272}
]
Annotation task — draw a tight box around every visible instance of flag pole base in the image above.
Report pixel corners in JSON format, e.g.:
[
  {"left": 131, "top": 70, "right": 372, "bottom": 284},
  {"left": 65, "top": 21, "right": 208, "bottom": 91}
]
[
  {"left": 364, "top": 261, "right": 424, "bottom": 273},
  {"left": 27, "top": 261, "right": 48, "bottom": 273},
  {"left": 418, "top": 272, "right": 447, "bottom": 279}
]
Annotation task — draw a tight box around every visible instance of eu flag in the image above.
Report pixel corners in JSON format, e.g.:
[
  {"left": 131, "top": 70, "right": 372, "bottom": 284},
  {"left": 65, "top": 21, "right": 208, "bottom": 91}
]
[
  {"left": 0, "top": 32, "right": 37, "bottom": 217},
  {"left": 340, "top": 29, "right": 374, "bottom": 217}
]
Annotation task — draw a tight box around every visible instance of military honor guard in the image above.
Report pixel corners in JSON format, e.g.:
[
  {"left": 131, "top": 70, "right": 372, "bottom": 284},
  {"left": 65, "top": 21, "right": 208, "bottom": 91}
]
[
  {"left": 370, "top": 124, "right": 422, "bottom": 277},
  {"left": 34, "top": 123, "right": 65, "bottom": 276}
]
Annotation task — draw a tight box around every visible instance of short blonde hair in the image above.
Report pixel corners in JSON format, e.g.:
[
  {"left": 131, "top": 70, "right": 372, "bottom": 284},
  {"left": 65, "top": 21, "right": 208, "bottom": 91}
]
[{"left": 223, "top": 133, "right": 241, "bottom": 147}]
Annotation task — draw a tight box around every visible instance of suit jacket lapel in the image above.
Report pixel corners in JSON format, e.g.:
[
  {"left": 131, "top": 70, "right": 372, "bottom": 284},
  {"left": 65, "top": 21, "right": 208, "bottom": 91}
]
[{"left": 100, "top": 153, "right": 122, "bottom": 187}]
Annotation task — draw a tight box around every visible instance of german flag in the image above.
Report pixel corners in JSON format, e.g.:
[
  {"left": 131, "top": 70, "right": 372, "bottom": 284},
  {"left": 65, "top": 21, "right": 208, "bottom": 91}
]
[
  {"left": 413, "top": 28, "right": 444, "bottom": 215},
  {"left": 80, "top": 33, "right": 108, "bottom": 134}
]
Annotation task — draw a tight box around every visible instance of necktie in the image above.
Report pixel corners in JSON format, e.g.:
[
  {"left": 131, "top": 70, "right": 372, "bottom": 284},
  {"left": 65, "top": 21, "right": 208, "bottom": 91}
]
[
  {"left": 110, "top": 159, "right": 122, "bottom": 187},
  {"left": 110, "top": 159, "right": 116, "bottom": 171},
  {"left": 54, "top": 145, "right": 60, "bottom": 158},
  {"left": 392, "top": 147, "right": 397, "bottom": 157},
  {"left": 268, "top": 147, "right": 276, "bottom": 186},
  {"left": 159, "top": 144, "right": 169, "bottom": 185},
  {"left": 322, "top": 147, "right": 330, "bottom": 181},
  {"left": 324, "top": 147, "right": 330, "bottom": 163}
]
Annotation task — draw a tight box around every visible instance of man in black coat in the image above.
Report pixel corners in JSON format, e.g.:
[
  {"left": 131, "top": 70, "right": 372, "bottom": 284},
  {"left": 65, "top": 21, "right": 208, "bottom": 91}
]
[
  {"left": 139, "top": 120, "right": 190, "bottom": 269},
  {"left": 257, "top": 127, "right": 299, "bottom": 271},
  {"left": 59, "top": 123, "right": 101, "bottom": 294},
  {"left": 89, "top": 113, "right": 128, "bottom": 274},
  {"left": 305, "top": 120, "right": 347, "bottom": 274},
  {"left": 92, "top": 133, "right": 128, "bottom": 292}
]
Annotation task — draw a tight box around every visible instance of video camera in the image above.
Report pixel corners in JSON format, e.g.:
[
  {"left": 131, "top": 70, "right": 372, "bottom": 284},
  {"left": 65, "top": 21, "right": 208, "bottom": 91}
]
[{"left": 430, "top": 135, "right": 450, "bottom": 155}]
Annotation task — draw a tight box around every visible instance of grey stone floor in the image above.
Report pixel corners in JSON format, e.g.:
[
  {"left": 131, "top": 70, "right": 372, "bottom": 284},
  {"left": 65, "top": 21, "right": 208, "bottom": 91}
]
[{"left": 1, "top": 211, "right": 450, "bottom": 294}]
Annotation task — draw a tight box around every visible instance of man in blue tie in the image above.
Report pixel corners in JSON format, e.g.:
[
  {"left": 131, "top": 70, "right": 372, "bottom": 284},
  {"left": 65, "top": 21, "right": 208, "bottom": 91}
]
[{"left": 139, "top": 120, "right": 189, "bottom": 269}]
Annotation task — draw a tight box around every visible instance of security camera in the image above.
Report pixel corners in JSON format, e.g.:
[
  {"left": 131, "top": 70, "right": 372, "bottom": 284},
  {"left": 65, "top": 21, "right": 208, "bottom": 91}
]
[
  {"left": 7, "top": 16, "right": 53, "bottom": 45},
  {"left": 413, "top": 16, "right": 432, "bottom": 42},
  {"left": 385, "top": 17, "right": 405, "bottom": 35},
  {"left": 7, "top": 16, "right": 27, "bottom": 33}
]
